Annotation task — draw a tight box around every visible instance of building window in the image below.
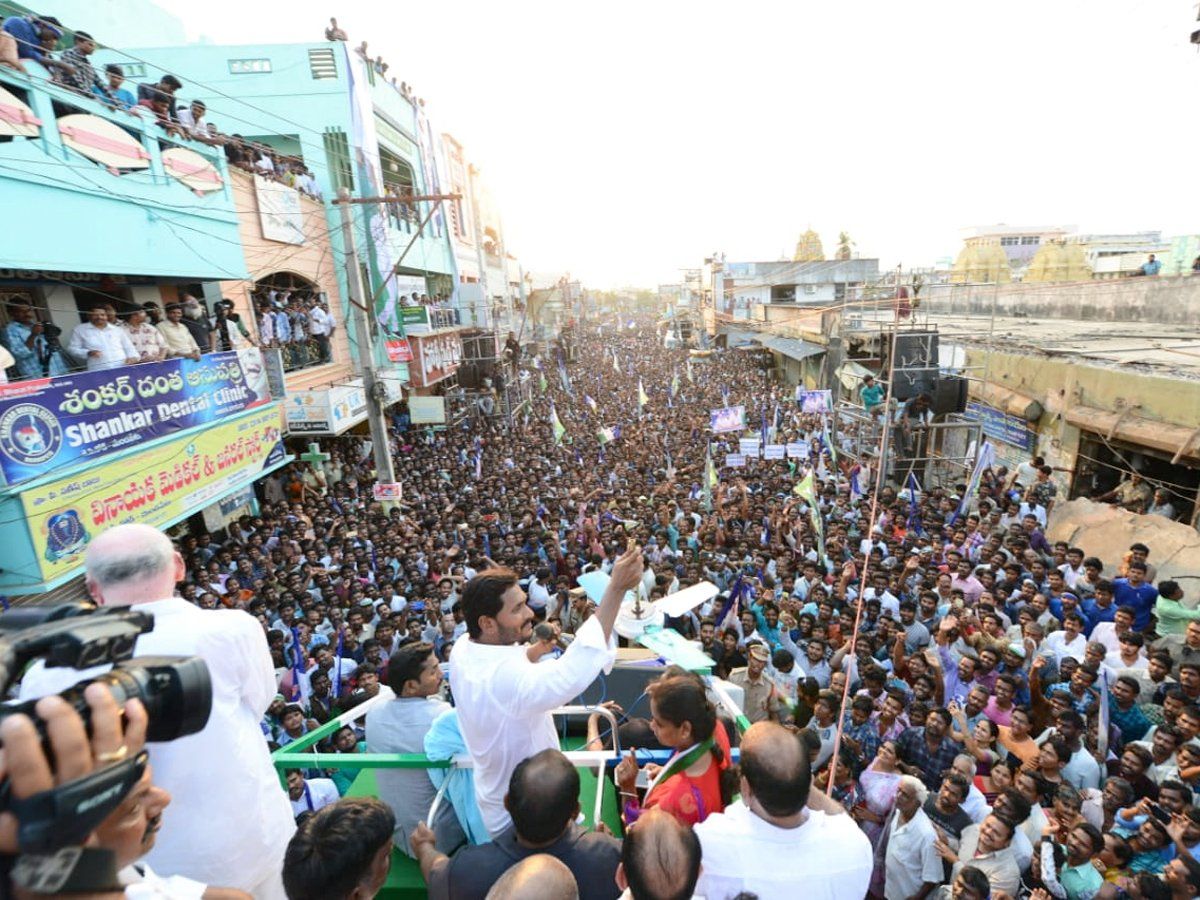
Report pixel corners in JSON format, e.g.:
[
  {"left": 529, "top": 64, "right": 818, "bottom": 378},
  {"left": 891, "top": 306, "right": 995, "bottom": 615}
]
[
  {"left": 1000, "top": 236, "right": 1020, "bottom": 246},
  {"left": 1020, "top": 236, "right": 1039, "bottom": 245},
  {"left": 228, "top": 58, "right": 272, "bottom": 74},
  {"left": 322, "top": 128, "right": 354, "bottom": 194},
  {"left": 308, "top": 48, "right": 337, "bottom": 80}
]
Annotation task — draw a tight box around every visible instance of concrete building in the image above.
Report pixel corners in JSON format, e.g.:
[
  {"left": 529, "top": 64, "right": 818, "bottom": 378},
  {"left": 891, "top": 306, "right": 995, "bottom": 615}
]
[
  {"left": 842, "top": 276, "right": 1200, "bottom": 527},
  {"left": 961, "top": 224, "right": 1075, "bottom": 268},
  {"left": 0, "top": 57, "right": 289, "bottom": 596}
]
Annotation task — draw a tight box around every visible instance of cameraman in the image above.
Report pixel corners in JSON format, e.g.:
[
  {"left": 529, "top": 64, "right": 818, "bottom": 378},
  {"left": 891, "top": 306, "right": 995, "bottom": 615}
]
[
  {"left": 4, "top": 304, "right": 69, "bottom": 379},
  {"left": 19, "top": 524, "right": 294, "bottom": 899},
  {"left": 0, "top": 682, "right": 249, "bottom": 899}
]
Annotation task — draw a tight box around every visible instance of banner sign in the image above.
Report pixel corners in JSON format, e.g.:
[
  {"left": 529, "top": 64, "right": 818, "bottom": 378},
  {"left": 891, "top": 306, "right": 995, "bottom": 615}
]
[
  {"left": 385, "top": 338, "right": 413, "bottom": 363},
  {"left": 254, "top": 175, "right": 304, "bottom": 245},
  {"left": 738, "top": 437, "right": 761, "bottom": 457},
  {"left": 22, "top": 405, "right": 286, "bottom": 581},
  {"left": 764, "top": 443, "right": 787, "bottom": 460},
  {"left": 372, "top": 482, "right": 403, "bottom": 501},
  {"left": 408, "top": 395, "right": 446, "bottom": 424},
  {"left": 797, "top": 389, "right": 833, "bottom": 413},
  {"left": 964, "top": 402, "right": 1036, "bottom": 452},
  {"left": 0, "top": 349, "right": 270, "bottom": 487},
  {"left": 285, "top": 382, "right": 368, "bottom": 435},
  {"left": 725, "top": 453, "right": 747, "bottom": 468},
  {"left": 710, "top": 405, "right": 746, "bottom": 434},
  {"left": 786, "top": 441, "right": 811, "bottom": 458},
  {"left": 409, "top": 333, "right": 462, "bottom": 388}
]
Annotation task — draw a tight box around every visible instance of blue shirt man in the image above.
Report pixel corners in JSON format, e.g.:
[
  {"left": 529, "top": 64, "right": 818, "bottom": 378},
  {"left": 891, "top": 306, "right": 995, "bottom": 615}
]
[
  {"left": 1141, "top": 255, "right": 1162, "bottom": 276},
  {"left": 2, "top": 15, "right": 60, "bottom": 64},
  {"left": 1113, "top": 568, "right": 1158, "bottom": 631}
]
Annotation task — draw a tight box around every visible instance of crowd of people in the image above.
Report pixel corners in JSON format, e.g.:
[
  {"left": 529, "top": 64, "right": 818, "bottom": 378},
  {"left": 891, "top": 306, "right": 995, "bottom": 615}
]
[{"left": 5, "top": 313, "right": 1200, "bottom": 900}]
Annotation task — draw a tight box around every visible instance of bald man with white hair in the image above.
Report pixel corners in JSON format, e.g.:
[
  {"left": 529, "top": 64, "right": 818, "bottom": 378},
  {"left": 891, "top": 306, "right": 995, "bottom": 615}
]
[{"left": 19, "top": 523, "right": 295, "bottom": 899}]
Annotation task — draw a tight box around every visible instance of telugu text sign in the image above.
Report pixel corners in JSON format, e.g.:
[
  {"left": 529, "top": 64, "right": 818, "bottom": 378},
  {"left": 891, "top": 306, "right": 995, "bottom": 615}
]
[
  {"left": 21, "top": 405, "right": 286, "bottom": 582},
  {"left": 0, "top": 350, "right": 270, "bottom": 487}
]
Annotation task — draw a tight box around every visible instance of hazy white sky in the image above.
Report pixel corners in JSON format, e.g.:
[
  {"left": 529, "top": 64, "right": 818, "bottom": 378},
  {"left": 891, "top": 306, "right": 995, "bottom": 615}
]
[{"left": 159, "top": 0, "right": 1198, "bottom": 288}]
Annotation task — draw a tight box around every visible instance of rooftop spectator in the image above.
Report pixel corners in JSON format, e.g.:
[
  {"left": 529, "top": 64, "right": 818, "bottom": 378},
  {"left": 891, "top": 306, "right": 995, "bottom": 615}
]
[
  {"left": 54, "top": 30, "right": 115, "bottom": 103},
  {"left": 324, "top": 17, "right": 348, "bottom": 41}
]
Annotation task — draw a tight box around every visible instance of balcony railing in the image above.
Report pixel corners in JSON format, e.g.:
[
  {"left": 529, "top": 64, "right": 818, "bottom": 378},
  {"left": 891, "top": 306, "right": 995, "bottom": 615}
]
[{"left": 0, "top": 63, "right": 231, "bottom": 196}]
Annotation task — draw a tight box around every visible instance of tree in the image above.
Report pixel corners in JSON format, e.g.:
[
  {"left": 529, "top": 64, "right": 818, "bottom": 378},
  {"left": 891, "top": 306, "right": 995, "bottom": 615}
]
[{"left": 835, "top": 231, "right": 855, "bottom": 261}]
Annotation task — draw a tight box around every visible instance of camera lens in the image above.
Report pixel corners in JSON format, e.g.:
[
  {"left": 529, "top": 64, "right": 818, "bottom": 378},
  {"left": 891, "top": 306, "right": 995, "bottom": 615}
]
[{"left": 87, "top": 656, "right": 213, "bottom": 743}]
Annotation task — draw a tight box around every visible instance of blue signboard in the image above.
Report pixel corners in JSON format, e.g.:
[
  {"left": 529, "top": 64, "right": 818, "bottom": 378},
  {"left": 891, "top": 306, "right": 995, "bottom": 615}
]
[
  {"left": 0, "top": 349, "right": 272, "bottom": 486},
  {"left": 964, "top": 401, "right": 1037, "bottom": 452}
]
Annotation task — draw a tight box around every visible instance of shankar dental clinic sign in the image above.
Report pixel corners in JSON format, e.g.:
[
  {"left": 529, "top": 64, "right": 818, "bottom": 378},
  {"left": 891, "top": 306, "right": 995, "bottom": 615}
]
[{"left": 0, "top": 349, "right": 271, "bottom": 486}]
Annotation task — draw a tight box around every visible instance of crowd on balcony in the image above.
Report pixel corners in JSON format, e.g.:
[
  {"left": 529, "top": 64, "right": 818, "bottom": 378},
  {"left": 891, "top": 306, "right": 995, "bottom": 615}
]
[
  {"left": 1, "top": 12, "right": 323, "bottom": 200},
  {"left": 254, "top": 290, "right": 337, "bottom": 369},
  {"left": 0, "top": 292, "right": 339, "bottom": 382}
]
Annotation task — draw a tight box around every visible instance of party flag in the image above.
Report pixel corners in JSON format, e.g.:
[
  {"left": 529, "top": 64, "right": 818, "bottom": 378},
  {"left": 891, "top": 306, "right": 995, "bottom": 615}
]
[
  {"left": 585, "top": 394, "right": 598, "bottom": 413},
  {"left": 906, "top": 471, "right": 924, "bottom": 536},
  {"left": 638, "top": 379, "right": 649, "bottom": 415},
  {"left": 686, "top": 358, "right": 694, "bottom": 383},
  {"left": 551, "top": 404, "right": 566, "bottom": 445},
  {"left": 613, "top": 353, "right": 621, "bottom": 374}
]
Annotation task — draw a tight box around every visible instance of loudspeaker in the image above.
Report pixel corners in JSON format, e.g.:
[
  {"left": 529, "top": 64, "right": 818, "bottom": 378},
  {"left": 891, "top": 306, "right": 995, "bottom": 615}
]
[
  {"left": 892, "top": 331, "right": 938, "bottom": 370},
  {"left": 892, "top": 366, "right": 937, "bottom": 401},
  {"left": 932, "top": 375, "right": 968, "bottom": 415},
  {"left": 457, "top": 361, "right": 483, "bottom": 390}
]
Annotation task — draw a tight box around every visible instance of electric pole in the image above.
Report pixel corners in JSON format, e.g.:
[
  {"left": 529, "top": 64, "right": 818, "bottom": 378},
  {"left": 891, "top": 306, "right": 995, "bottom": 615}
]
[{"left": 336, "top": 187, "right": 398, "bottom": 487}]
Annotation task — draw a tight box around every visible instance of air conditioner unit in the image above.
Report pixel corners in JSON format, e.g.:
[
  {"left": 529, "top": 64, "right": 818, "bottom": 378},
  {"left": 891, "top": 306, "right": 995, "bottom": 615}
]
[{"left": 804, "top": 285, "right": 816, "bottom": 294}]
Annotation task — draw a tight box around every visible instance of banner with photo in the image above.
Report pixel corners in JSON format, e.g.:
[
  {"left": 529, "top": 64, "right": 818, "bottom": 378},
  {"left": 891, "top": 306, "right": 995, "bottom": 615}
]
[
  {"left": 0, "top": 350, "right": 271, "bottom": 486},
  {"left": 710, "top": 405, "right": 746, "bottom": 434},
  {"left": 797, "top": 389, "right": 833, "bottom": 413}
]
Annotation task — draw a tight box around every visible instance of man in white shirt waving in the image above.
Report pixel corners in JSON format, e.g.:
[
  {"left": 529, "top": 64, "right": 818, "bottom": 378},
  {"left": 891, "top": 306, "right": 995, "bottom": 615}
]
[
  {"left": 19, "top": 523, "right": 295, "bottom": 899},
  {"left": 450, "top": 543, "right": 644, "bottom": 837}
]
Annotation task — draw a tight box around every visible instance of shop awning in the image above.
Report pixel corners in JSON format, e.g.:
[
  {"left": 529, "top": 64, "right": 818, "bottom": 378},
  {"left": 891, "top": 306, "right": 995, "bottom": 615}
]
[
  {"left": 760, "top": 335, "right": 825, "bottom": 362},
  {"left": 970, "top": 381, "right": 1043, "bottom": 422},
  {"left": 1064, "top": 406, "right": 1200, "bottom": 463}
]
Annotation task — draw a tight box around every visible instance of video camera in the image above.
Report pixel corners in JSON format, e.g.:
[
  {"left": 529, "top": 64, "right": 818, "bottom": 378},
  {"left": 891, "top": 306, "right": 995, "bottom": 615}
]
[{"left": 0, "top": 603, "right": 212, "bottom": 853}]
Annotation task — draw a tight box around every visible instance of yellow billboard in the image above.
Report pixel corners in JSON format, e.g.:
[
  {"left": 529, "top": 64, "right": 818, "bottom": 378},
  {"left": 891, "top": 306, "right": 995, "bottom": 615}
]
[{"left": 22, "top": 405, "right": 285, "bottom": 581}]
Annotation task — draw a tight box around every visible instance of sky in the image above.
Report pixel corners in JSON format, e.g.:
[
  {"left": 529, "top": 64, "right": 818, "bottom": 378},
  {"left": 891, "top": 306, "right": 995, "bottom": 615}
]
[{"left": 156, "top": 0, "right": 1199, "bottom": 288}]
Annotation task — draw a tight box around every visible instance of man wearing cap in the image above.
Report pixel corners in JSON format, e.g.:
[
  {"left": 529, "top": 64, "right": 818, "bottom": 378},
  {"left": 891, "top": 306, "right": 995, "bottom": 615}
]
[{"left": 730, "top": 643, "right": 791, "bottom": 725}]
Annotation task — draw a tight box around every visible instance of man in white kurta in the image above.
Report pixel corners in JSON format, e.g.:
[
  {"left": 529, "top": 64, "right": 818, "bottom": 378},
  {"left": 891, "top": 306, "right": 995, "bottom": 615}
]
[
  {"left": 450, "top": 544, "right": 644, "bottom": 837},
  {"left": 67, "top": 305, "right": 139, "bottom": 371},
  {"left": 19, "top": 523, "right": 294, "bottom": 900}
]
